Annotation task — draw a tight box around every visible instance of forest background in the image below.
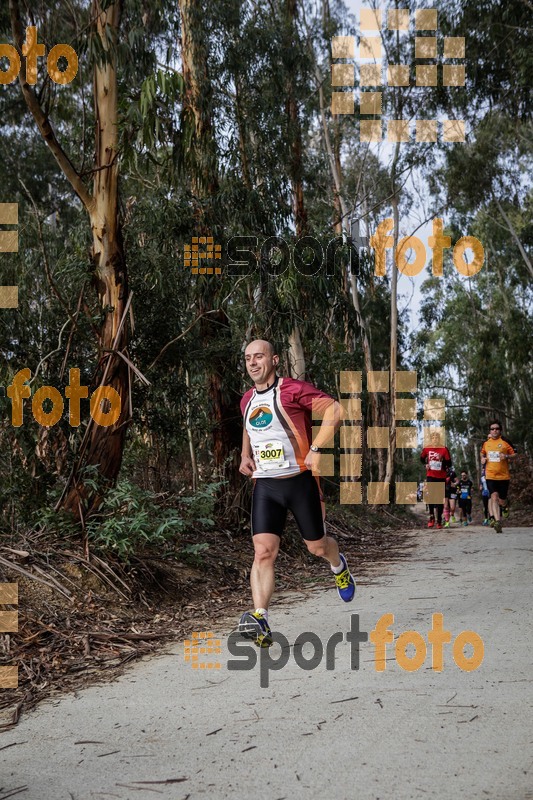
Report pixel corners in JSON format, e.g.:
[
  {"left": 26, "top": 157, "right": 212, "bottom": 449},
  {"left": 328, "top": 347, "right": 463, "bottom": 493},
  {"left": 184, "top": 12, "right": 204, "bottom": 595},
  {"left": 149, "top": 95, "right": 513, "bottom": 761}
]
[{"left": 0, "top": 0, "right": 531, "bottom": 561}]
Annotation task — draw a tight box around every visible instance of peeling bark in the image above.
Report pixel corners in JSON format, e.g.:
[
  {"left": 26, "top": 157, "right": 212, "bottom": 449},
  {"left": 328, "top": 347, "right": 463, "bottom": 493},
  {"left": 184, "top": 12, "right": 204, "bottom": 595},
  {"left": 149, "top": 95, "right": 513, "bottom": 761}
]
[
  {"left": 11, "top": 0, "right": 131, "bottom": 519},
  {"left": 179, "top": 0, "right": 241, "bottom": 513},
  {"left": 288, "top": 325, "right": 306, "bottom": 379}
]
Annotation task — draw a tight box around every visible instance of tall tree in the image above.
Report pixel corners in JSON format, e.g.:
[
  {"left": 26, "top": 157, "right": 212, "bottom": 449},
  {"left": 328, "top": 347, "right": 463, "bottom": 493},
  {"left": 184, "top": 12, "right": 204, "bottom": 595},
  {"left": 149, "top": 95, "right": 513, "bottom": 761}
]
[
  {"left": 284, "top": 0, "right": 309, "bottom": 379},
  {"left": 9, "top": 0, "right": 131, "bottom": 518},
  {"left": 178, "top": 0, "right": 242, "bottom": 512},
  {"left": 310, "top": 0, "right": 389, "bottom": 479}
]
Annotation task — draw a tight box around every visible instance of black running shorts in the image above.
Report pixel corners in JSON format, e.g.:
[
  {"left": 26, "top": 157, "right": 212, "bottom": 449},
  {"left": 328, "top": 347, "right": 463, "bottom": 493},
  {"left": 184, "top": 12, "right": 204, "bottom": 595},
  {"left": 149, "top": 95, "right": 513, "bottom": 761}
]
[
  {"left": 486, "top": 479, "right": 510, "bottom": 500},
  {"left": 251, "top": 470, "right": 325, "bottom": 541}
]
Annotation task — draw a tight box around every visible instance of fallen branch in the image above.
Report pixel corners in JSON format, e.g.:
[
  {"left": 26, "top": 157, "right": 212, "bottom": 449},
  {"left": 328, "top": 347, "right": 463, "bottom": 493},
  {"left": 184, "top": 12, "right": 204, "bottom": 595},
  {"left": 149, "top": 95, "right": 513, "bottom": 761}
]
[{"left": 0, "top": 555, "right": 72, "bottom": 600}]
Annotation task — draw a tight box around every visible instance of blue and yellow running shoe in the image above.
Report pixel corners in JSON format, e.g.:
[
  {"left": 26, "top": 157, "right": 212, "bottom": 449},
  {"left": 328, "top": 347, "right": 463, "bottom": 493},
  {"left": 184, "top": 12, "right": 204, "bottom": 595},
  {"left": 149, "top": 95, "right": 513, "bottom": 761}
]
[
  {"left": 238, "top": 611, "right": 273, "bottom": 648},
  {"left": 334, "top": 554, "right": 356, "bottom": 602}
]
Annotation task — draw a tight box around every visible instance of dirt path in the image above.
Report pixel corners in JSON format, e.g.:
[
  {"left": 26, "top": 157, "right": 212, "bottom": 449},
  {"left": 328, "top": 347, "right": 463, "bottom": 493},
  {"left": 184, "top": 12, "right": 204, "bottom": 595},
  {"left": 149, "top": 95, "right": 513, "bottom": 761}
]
[{"left": 1, "top": 524, "right": 532, "bottom": 800}]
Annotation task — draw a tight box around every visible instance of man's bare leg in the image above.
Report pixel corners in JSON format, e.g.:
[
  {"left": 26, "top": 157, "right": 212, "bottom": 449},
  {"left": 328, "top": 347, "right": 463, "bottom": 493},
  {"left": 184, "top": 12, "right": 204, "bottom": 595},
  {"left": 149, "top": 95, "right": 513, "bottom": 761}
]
[
  {"left": 305, "top": 534, "right": 356, "bottom": 601},
  {"left": 305, "top": 533, "right": 341, "bottom": 565},
  {"left": 250, "top": 533, "right": 280, "bottom": 611},
  {"left": 490, "top": 493, "right": 501, "bottom": 522}
]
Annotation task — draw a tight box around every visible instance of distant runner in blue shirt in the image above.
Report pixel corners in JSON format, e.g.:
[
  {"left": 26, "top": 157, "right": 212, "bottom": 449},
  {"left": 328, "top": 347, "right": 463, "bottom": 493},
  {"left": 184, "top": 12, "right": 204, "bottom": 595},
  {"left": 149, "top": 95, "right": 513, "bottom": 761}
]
[{"left": 457, "top": 470, "right": 473, "bottom": 526}]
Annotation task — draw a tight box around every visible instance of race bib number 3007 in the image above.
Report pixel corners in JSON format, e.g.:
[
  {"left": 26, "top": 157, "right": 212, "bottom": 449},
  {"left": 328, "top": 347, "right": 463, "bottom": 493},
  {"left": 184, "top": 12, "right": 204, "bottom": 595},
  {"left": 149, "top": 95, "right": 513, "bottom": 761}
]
[{"left": 255, "top": 440, "right": 289, "bottom": 471}]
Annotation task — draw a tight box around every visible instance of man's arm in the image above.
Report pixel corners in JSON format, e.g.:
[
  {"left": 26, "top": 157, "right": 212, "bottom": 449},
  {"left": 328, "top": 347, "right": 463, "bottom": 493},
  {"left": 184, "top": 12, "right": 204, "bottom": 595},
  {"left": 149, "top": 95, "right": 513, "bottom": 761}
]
[
  {"left": 311, "top": 400, "right": 342, "bottom": 449},
  {"left": 506, "top": 441, "right": 517, "bottom": 457},
  {"left": 304, "top": 400, "right": 342, "bottom": 472},
  {"left": 500, "top": 443, "right": 517, "bottom": 461},
  {"left": 239, "top": 429, "right": 256, "bottom": 476}
]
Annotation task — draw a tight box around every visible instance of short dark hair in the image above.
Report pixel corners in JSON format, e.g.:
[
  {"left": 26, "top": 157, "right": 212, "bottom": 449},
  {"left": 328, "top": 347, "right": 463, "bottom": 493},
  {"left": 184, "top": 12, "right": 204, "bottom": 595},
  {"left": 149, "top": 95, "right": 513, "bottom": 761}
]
[{"left": 489, "top": 419, "right": 502, "bottom": 429}]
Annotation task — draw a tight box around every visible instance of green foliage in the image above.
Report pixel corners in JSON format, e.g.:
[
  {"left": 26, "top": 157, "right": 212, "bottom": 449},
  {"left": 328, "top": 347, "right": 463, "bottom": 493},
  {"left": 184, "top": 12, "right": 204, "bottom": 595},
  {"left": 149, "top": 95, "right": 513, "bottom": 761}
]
[
  {"left": 178, "top": 481, "right": 223, "bottom": 527},
  {"left": 178, "top": 542, "right": 210, "bottom": 566},
  {"left": 1, "top": 0, "right": 531, "bottom": 539},
  {"left": 34, "top": 478, "right": 221, "bottom": 561},
  {"left": 86, "top": 481, "right": 185, "bottom": 558}
]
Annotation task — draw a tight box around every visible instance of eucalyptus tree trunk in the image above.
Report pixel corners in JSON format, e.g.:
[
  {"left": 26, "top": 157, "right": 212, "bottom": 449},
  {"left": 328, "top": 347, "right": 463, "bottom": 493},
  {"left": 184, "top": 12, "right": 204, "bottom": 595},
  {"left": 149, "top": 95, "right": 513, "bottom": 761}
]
[
  {"left": 11, "top": 0, "right": 130, "bottom": 519},
  {"left": 179, "top": 0, "right": 219, "bottom": 199},
  {"left": 285, "top": 0, "right": 309, "bottom": 378},
  {"left": 62, "top": 0, "right": 130, "bottom": 515},
  {"left": 316, "top": 0, "right": 386, "bottom": 477},
  {"left": 185, "top": 370, "right": 199, "bottom": 492},
  {"left": 288, "top": 326, "right": 306, "bottom": 379},
  {"left": 179, "top": 0, "right": 242, "bottom": 514},
  {"left": 384, "top": 22, "right": 404, "bottom": 491},
  {"left": 384, "top": 191, "right": 400, "bottom": 488}
]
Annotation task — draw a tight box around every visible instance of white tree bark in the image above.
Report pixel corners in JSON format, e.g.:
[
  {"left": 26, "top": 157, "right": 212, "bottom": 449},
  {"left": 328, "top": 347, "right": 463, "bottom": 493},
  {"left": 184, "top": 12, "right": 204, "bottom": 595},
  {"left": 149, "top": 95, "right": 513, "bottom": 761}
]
[{"left": 288, "top": 325, "right": 306, "bottom": 379}]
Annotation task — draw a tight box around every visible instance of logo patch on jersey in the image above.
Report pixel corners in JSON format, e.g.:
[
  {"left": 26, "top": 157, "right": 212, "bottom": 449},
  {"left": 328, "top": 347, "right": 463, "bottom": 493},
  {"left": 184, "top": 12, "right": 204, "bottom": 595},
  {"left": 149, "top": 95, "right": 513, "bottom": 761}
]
[{"left": 249, "top": 406, "right": 273, "bottom": 429}]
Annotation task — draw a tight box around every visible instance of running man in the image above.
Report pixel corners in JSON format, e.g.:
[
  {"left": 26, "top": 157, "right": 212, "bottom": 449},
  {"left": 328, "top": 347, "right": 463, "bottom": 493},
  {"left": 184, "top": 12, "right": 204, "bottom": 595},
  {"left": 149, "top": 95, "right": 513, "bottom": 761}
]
[
  {"left": 443, "top": 466, "right": 458, "bottom": 527},
  {"left": 238, "top": 340, "right": 355, "bottom": 647},
  {"left": 481, "top": 420, "right": 516, "bottom": 533},
  {"left": 480, "top": 467, "right": 490, "bottom": 526},
  {"left": 500, "top": 434, "right": 516, "bottom": 519},
  {"left": 420, "top": 431, "right": 452, "bottom": 529},
  {"left": 457, "top": 470, "right": 473, "bottom": 526}
]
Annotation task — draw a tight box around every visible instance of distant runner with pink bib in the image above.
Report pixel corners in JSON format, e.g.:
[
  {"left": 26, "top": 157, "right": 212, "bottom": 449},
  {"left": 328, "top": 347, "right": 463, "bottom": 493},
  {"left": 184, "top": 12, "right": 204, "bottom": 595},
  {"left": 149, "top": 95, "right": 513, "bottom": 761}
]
[{"left": 420, "top": 431, "right": 452, "bottom": 530}]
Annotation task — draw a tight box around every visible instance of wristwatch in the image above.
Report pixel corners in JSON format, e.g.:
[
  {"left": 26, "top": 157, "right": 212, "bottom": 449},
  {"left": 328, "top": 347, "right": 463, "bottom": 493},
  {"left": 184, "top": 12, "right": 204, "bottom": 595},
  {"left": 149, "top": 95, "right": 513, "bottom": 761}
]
[{"left": 310, "top": 445, "right": 321, "bottom": 453}]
